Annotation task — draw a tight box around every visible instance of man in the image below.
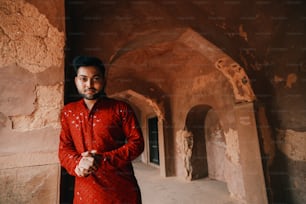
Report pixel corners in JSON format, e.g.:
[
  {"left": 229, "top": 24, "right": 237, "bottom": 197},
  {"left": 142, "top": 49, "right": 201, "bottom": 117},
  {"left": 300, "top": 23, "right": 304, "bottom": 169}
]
[{"left": 58, "top": 56, "right": 144, "bottom": 203}]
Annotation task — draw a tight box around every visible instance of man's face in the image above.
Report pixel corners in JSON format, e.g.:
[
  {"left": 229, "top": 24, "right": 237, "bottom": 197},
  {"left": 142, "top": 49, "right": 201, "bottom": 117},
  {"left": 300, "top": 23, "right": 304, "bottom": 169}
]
[{"left": 75, "top": 66, "right": 105, "bottom": 100}]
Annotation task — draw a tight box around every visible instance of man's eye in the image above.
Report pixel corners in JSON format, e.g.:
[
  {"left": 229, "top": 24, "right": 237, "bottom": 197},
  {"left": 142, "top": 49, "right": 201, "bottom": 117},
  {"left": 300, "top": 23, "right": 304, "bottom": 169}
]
[
  {"left": 79, "top": 77, "right": 88, "bottom": 82},
  {"left": 93, "top": 77, "right": 101, "bottom": 82}
]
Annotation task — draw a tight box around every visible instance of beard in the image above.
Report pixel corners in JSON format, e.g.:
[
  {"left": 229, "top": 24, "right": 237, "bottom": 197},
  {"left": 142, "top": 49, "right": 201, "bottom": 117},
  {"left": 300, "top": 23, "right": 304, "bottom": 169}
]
[{"left": 79, "top": 89, "right": 104, "bottom": 100}]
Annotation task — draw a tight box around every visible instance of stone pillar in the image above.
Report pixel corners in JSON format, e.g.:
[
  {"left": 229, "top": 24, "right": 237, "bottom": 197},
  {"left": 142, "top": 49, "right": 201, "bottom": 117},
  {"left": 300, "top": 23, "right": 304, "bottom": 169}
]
[
  {"left": 0, "top": 0, "right": 65, "bottom": 203},
  {"left": 158, "top": 118, "right": 167, "bottom": 177},
  {"left": 234, "top": 102, "right": 268, "bottom": 204}
]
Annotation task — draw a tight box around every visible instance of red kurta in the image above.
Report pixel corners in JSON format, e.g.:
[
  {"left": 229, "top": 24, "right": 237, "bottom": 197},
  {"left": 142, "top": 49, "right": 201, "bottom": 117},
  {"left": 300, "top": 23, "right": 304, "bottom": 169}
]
[{"left": 58, "top": 97, "right": 144, "bottom": 204}]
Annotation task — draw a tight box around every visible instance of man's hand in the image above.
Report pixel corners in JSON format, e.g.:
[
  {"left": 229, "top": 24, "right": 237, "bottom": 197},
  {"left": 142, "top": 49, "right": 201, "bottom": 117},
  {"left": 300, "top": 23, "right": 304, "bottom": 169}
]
[{"left": 74, "top": 150, "right": 98, "bottom": 177}]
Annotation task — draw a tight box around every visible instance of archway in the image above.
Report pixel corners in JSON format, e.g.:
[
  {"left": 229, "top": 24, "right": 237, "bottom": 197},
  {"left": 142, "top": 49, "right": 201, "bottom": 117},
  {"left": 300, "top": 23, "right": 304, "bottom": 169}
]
[
  {"left": 106, "top": 27, "right": 267, "bottom": 204},
  {"left": 109, "top": 89, "right": 167, "bottom": 177},
  {"left": 182, "top": 105, "right": 228, "bottom": 192},
  {"left": 183, "top": 105, "right": 227, "bottom": 182},
  {"left": 185, "top": 105, "right": 211, "bottom": 180}
]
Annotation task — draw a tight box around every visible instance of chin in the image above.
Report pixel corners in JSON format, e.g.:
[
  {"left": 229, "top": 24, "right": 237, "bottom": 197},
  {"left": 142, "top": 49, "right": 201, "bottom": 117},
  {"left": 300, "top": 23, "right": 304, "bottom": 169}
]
[
  {"left": 85, "top": 96, "right": 97, "bottom": 100},
  {"left": 85, "top": 93, "right": 100, "bottom": 100},
  {"left": 79, "top": 91, "right": 103, "bottom": 100}
]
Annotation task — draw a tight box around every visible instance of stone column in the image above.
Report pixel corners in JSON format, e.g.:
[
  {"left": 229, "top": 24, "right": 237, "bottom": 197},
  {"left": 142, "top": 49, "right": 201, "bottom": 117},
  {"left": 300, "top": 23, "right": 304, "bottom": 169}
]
[
  {"left": 0, "top": 0, "right": 65, "bottom": 203},
  {"left": 234, "top": 102, "right": 268, "bottom": 204}
]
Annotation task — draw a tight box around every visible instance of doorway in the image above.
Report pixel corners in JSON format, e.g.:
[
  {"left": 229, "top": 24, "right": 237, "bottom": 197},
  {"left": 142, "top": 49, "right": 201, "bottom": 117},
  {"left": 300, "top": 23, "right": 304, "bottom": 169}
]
[
  {"left": 148, "top": 116, "right": 160, "bottom": 165},
  {"left": 185, "top": 105, "right": 211, "bottom": 180}
]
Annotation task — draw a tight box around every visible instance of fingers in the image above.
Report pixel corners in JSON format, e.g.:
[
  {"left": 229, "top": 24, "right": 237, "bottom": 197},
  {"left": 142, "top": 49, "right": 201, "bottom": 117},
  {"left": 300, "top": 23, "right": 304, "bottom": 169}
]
[
  {"left": 74, "top": 165, "right": 83, "bottom": 177},
  {"left": 75, "top": 166, "right": 94, "bottom": 177},
  {"left": 81, "top": 150, "right": 97, "bottom": 157},
  {"left": 81, "top": 151, "right": 90, "bottom": 157},
  {"left": 90, "top": 150, "right": 97, "bottom": 155},
  {"left": 75, "top": 150, "right": 99, "bottom": 177},
  {"left": 79, "top": 156, "right": 94, "bottom": 169}
]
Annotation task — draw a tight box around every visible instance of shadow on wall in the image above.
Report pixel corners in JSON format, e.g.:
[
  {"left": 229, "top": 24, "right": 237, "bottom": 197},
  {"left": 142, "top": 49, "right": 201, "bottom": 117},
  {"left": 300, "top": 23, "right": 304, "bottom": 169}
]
[{"left": 270, "top": 150, "right": 298, "bottom": 204}]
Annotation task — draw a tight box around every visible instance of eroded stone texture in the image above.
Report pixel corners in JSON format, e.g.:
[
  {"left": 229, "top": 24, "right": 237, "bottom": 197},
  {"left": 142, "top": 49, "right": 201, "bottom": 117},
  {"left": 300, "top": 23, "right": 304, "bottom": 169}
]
[
  {"left": 192, "top": 72, "right": 220, "bottom": 92},
  {"left": 176, "top": 129, "right": 194, "bottom": 180},
  {"left": 0, "top": 164, "right": 60, "bottom": 204},
  {"left": 276, "top": 129, "right": 306, "bottom": 161},
  {"left": 10, "top": 83, "right": 63, "bottom": 131},
  {"left": 224, "top": 129, "right": 240, "bottom": 165},
  {"left": 285, "top": 73, "right": 298, "bottom": 89},
  {"left": 0, "top": 65, "right": 36, "bottom": 116},
  {"left": 0, "top": 1, "right": 64, "bottom": 203},
  {"left": 0, "top": 112, "right": 7, "bottom": 127},
  {"left": 273, "top": 73, "right": 298, "bottom": 89},
  {"left": 0, "top": 0, "right": 64, "bottom": 73},
  {"left": 222, "top": 129, "right": 246, "bottom": 202},
  {"left": 215, "top": 57, "right": 256, "bottom": 102},
  {"left": 0, "top": 127, "right": 60, "bottom": 158},
  {"left": 178, "top": 29, "right": 256, "bottom": 103},
  {"left": 224, "top": 158, "right": 246, "bottom": 202}
]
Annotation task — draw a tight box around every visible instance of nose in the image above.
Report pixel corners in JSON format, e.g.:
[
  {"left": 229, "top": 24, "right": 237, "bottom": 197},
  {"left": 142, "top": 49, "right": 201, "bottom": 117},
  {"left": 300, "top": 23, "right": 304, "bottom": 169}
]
[{"left": 85, "top": 78, "right": 94, "bottom": 87}]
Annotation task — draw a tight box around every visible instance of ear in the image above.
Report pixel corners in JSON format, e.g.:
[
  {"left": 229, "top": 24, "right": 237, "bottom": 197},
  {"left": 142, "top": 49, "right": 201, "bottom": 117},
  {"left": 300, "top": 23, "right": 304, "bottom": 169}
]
[{"left": 74, "top": 76, "right": 78, "bottom": 85}]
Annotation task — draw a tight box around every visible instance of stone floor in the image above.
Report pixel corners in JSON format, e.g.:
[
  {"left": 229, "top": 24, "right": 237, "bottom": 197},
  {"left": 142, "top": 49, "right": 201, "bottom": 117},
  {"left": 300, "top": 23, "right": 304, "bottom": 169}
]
[{"left": 133, "top": 162, "right": 238, "bottom": 204}]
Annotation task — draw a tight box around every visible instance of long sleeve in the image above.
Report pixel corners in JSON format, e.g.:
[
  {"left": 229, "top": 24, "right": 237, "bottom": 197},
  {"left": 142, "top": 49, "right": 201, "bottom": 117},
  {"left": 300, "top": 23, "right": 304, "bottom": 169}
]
[
  {"left": 102, "top": 103, "right": 144, "bottom": 169},
  {"left": 58, "top": 110, "right": 81, "bottom": 176}
]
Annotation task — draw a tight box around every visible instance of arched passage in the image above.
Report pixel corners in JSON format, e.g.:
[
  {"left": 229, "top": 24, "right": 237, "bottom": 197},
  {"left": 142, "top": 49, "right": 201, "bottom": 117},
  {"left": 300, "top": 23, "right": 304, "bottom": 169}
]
[
  {"left": 185, "top": 105, "right": 211, "bottom": 180},
  {"left": 183, "top": 105, "right": 227, "bottom": 182},
  {"left": 106, "top": 28, "right": 267, "bottom": 204},
  {"left": 109, "top": 89, "right": 167, "bottom": 177}
]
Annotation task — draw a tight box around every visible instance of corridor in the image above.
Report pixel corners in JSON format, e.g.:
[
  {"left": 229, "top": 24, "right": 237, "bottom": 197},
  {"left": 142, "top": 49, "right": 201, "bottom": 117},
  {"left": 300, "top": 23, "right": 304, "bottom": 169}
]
[{"left": 133, "top": 162, "right": 238, "bottom": 204}]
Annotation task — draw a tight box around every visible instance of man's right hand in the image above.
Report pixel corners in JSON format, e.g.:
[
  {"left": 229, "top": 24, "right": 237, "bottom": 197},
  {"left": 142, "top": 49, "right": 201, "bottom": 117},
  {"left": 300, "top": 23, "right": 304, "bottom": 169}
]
[{"left": 74, "top": 150, "right": 98, "bottom": 177}]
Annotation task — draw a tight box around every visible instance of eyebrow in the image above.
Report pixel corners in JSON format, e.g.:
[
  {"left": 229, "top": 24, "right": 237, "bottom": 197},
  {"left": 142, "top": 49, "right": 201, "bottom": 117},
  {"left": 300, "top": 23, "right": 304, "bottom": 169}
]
[{"left": 77, "top": 74, "right": 102, "bottom": 77}]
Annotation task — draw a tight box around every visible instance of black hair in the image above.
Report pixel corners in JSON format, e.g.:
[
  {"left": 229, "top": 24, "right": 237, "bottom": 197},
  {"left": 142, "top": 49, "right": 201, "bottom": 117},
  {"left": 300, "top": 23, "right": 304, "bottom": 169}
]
[{"left": 72, "top": 56, "right": 105, "bottom": 76}]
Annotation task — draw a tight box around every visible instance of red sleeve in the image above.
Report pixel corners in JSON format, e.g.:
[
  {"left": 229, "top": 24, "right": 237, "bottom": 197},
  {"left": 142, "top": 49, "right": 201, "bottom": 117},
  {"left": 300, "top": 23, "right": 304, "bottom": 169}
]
[
  {"left": 58, "top": 109, "right": 81, "bottom": 176},
  {"left": 102, "top": 103, "right": 144, "bottom": 169}
]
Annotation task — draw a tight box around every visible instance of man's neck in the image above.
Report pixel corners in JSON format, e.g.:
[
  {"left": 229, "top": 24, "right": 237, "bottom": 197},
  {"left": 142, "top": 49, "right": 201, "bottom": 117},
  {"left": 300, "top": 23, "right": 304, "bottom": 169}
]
[{"left": 84, "top": 99, "right": 97, "bottom": 111}]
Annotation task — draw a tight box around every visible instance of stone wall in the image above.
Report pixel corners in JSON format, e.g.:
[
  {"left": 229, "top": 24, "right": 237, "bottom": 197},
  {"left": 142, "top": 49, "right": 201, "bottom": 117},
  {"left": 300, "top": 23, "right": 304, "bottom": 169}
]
[{"left": 0, "top": 0, "right": 65, "bottom": 203}]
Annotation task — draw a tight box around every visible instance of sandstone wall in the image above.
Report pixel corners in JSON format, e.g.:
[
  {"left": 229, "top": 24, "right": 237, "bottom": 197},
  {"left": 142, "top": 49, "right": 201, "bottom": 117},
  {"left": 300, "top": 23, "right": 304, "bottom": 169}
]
[{"left": 0, "top": 0, "right": 65, "bottom": 203}]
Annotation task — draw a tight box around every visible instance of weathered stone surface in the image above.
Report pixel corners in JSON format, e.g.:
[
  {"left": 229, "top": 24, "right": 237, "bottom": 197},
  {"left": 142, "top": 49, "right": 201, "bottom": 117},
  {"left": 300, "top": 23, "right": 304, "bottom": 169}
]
[
  {"left": 206, "top": 143, "right": 226, "bottom": 181},
  {"left": 0, "top": 164, "right": 60, "bottom": 204},
  {"left": 175, "top": 129, "right": 193, "bottom": 180},
  {"left": 224, "top": 158, "right": 245, "bottom": 202},
  {"left": 224, "top": 129, "right": 240, "bottom": 165},
  {"left": 0, "top": 65, "right": 36, "bottom": 116},
  {"left": 234, "top": 103, "right": 268, "bottom": 204},
  {"left": 10, "top": 83, "right": 63, "bottom": 131},
  {"left": 0, "top": 127, "right": 59, "bottom": 159},
  {"left": 0, "top": 0, "right": 64, "bottom": 203},
  {"left": 276, "top": 129, "right": 306, "bottom": 161},
  {"left": 0, "top": 0, "right": 64, "bottom": 73}
]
